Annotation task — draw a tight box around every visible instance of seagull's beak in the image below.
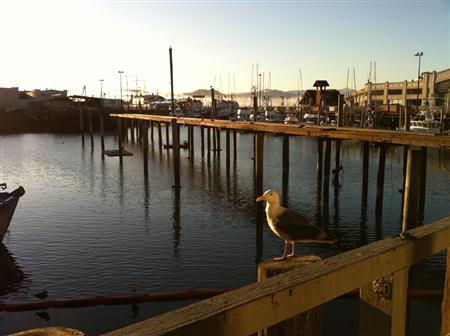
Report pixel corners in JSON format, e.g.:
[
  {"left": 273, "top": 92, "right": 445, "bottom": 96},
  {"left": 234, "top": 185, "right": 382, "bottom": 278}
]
[{"left": 256, "top": 195, "right": 266, "bottom": 202}]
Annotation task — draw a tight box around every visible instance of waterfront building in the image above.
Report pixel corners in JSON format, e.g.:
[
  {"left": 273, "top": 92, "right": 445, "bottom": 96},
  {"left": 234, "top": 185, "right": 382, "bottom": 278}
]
[
  {"left": 349, "top": 68, "right": 450, "bottom": 110},
  {"left": 0, "top": 87, "right": 19, "bottom": 111}
]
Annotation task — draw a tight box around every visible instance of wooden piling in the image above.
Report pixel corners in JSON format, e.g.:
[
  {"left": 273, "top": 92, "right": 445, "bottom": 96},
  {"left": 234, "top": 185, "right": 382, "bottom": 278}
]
[
  {"left": 88, "top": 109, "right": 94, "bottom": 148},
  {"left": 200, "top": 126, "right": 204, "bottom": 156},
  {"left": 171, "top": 118, "right": 180, "bottom": 188},
  {"left": 143, "top": 121, "right": 149, "bottom": 176},
  {"left": 226, "top": 129, "right": 230, "bottom": 172},
  {"left": 233, "top": 129, "right": 237, "bottom": 161},
  {"left": 362, "top": 141, "right": 370, "bottom": 188},
  {"left": 317, "top": 138, "right": 323, "bottom": 182},
  {"left": 257, "top": 257, "right": 323, "bottom": 336},
  {"left": 375, "top": 143, "right": 387, "bottom": 210},
  {"left": 79, "top": 107, "right": 85, "bottom": 146},
  {"left": 418, "top": 147, "right": 427, "bottom": 222},
  {"left": 150, "top": 120, "right": 154, "bottom": 143},
  {"left": 402, "top": 149, "right": 422, "bottom": 230},
  {"left": 130, "top": 119, "right": 135, "bottom": 143},
  {"left": 255, "top": 133, "right": 264, "bottom": 197},
  {"left": 323, "top": 139, "right": 332, "bottom": 199},
  {"left": 207, "top": 127, "right": 211, "bottom": 160},
  {"left": 99, "top": 110, "right": 105, "bottom": 155},
  {"left": 165, "top": 122, "right": 170, "bottom": 152},
  {"left": 216, "top": 128, "right": 221, "bottom": 153},
  {"left": 212, "top": 126, "right": 217, "bottom": 152},
  {"left": 158, "top": 122, "right": 163, "bottom": 151},
  {"left": 117, "top": 119, "right": 123, "bottom": 164},
  {"left": 333, "top": 139, "right": 341, "bottom": 186}
]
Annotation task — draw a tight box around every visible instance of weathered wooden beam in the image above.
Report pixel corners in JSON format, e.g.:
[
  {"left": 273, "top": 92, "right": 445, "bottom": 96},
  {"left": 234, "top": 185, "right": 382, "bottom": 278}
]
[
  {"left": 441, "top": 249, "right": 450, "bottom": 336},
  {"left": 110, "top": 115, "right": 450, "bottom": 149},
  {"left": 104, "top": 216, "right": 450, "bottom": 336}
]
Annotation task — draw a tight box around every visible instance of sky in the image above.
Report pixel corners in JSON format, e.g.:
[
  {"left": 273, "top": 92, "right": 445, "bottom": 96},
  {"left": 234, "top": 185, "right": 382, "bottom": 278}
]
[{"left": 1, "top": 0, "right": 449, "bottom": 98}]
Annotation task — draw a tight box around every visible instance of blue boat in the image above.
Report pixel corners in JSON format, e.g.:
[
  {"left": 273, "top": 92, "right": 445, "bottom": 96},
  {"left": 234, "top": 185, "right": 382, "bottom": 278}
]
[{"left": 0, "top": 184, "right": 25, "bottom": 242}]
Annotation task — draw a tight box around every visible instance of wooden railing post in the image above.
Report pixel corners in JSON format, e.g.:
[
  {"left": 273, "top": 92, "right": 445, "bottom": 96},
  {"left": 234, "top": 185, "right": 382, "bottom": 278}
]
[
  {"left": 171, "top": 118, "right": 180, "bottom": 189},
  {"left": 257, "top": 257, "right": 323, "bottom": 336}
]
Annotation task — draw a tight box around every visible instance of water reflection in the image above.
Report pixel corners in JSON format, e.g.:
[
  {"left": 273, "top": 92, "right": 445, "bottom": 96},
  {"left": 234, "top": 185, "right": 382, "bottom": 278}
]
[
  {"left": 0, "top": 244, "right": 25, "bottom": 296},
  {"left": 173, "top": 189, "right": 181, "bottom": 257}
]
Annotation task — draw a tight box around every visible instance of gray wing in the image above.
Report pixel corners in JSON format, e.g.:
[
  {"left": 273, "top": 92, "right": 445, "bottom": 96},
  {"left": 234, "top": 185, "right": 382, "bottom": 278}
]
[{"left": 275, "top": 209, "right": 326, "bottom": 241}]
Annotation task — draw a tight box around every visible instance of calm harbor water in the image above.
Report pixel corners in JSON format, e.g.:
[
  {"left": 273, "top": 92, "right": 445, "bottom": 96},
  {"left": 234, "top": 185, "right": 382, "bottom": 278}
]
[{"left": 0, "top": 129, "right": 449, "bottom": 335}]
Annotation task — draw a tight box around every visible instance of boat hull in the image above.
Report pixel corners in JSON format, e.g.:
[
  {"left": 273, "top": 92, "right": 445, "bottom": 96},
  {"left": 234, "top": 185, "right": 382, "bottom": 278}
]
[{"left": 0, "top": 186, "right": 25, "bottom": 242}]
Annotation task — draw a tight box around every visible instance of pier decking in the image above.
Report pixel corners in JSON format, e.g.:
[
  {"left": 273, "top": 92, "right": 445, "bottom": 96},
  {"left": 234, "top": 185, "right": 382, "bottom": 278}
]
[{"left": 110, "top": 114, "right": 450, "bottom": 149}]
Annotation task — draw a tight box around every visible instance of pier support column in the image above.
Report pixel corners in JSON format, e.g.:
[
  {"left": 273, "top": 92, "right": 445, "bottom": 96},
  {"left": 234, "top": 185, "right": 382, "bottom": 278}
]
[
  {"left": 258, "top": 257, "right": 323, "bottom": 336},
  {"left": 117, "top": 118, "right": 123, "bottom": 165},
  {"left": 226, "top": 129, "right": 230, "bottom": 173},
  {"left": 255, "top": 133, "right": 264, "bottom": 198},
  {"left": 233, "top": 129, "right": 237, "bottom": 163},
  {"left": 165, "top": 122, "right": 170, "bottom": 153},
  {"left": 189, "top": 126, "right": 194, "bottom": 160},
  {"left": 402, "top": 149, "right": 422, "bottom": 229},
  {"left": 418, "top": 147, "right": 427, "bottom": 222},
  {"left": 88, "top": 109, "right": 94, "bottom": 148},
  {"left": 323, "top": 139, "right": 331, "bottom": 197},
  {"left": 207, "top": 127, "right": 211, "bottom": 161},
  {"left": 99, "top": 110, "right": 105, "bottom": 156},
  {"left": 158, "top": 122, "right": 163, "bottom": 151},
  {"left": 200, "top": 126, "right": 205, "bottom": 157},
  {"left": 171, "top": 118, "right": 181, "bottom": 189},
  {"left": 79, "top": 107, "right": 85, "bottom": 146},
  {"left": 216, "top": 128, "right": 221, "bottom": 154},
  {"left": 317, "top": 138, "right": 323, "bottom": 183},
  {"left": 150, "top": 120, "right": 154, "bottom": 143},
  {"left": 143, "top": 121, "right": 149, "bottom": 177},
  {"left": 375, "top": 143, "right": 387, "bottom": 214},
  {"left": 130, "top": 119, "right": 135, "bottom": 143},
  {"left": 333, "top": 140, "right": 341, "bottom": 186}
]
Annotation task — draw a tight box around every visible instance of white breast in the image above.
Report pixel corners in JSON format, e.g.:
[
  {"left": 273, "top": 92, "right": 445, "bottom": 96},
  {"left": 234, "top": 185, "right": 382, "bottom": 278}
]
[{"left": 265, "top": 203, "right": 286, "bottom": 239}]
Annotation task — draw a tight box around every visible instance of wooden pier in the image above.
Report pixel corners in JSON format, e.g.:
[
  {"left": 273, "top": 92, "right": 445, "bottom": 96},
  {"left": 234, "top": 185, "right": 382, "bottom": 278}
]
[{"left": 102, "top": 114, "right": 450, "bottom": 335}]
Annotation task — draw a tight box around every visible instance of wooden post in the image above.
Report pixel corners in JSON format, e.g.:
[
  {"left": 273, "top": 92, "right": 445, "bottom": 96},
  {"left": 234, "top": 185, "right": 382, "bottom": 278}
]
[
  {"left": 323, "top": 139, "right": 331, "bottom": 196},
  {"left": 99, "top": 110, "right": 105, "bottom": 155},
  {"left": 402, "top": 149, "right": 422, "bottom": 230},
  {"left": 441, "top": 249, "right": 450, "bottom": 336},
  {"left": 375, "top": 143, "right": 387, "bottom": 211},
  {"left": 169, "top": 47, "right": 175, "bottom": 116},
  {"left": 171, "top": 118, "right": 180, "bottom": 188},
  {"left": 337, "top": 94, "right": 344, "bottom": 127},
  {"left": 130, "top": 119, "right": 135, "bottom": 143},
  {"left": 440, "top": 108, "right": 445, "bottom": 134},
  {"left": 165, "top": 122, "right": 170, "bottom": 152},
  {"left": 158, "top": 122, "right": 162, "bottom": 151},
  {"left": 190, "top": 126, "right": 194, "bottom": 160},
  {"left": 418, "top": 147, "right": 427, "bottom": 222},
  {"left": 88, "top": 109, "right": 94, "bottom": 148},
  {"left": 216, "top": 128, "right": 221, "bottom": 153},
  {"left": 360, "top": 148, "right": 417, "bottom": 335},
  {"left": 317, "top": 138, "right": 323, "bottom": 182},
  {"left": 333, "top": 140, "right": 341, "bottom": 186},
  {"left": 143, "top": 121, "right": 149, "bottom": 177},
  {"left": 200, "top": 126, "right": 205, "bottom": 156},
  {"left": 207, "top": 127, "right": 211, "bottom": 161},
  {"left": 362, "top": 141, "right": 370, "bottom": 184},
  {"left": 255, "top": 133, "right": 264, "bottom": 197},
  {"left": 401, "top": 145, "right": 409, "bottom": 210},
  {"left": 212, "top": 126, "right": 217, "bottom": 152},
  {"left": 257, "top": 257, "right": 323, "bottom": 336},
  {"left": 150, "top": 120, "right": 154, "bottom": 143},
  {"left": 233, "top": 129, "right": 237, "bottom": 162},
  {"left": 211, "top": 88, "right": 215, "bottom": 120},
  {"left": 79, "top": 107, "right": 85, "bottom": 146},
  {"left": 117, "top": 118, "right": 123, "bottom": 165},
  {"left": 226, "top": 129, "right": 230, "bottom": 172}
]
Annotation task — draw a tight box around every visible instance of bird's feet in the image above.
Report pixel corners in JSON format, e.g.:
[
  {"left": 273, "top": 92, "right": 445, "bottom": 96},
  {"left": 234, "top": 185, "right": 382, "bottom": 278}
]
[{"left": 273, "top": 255, "right": 288, "bottom": 261}]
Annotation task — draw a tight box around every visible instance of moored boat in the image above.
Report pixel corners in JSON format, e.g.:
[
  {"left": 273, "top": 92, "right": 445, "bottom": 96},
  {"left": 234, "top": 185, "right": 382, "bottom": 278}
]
[{"left": 0, "top": 185, "right": 25, "bottom": 242}]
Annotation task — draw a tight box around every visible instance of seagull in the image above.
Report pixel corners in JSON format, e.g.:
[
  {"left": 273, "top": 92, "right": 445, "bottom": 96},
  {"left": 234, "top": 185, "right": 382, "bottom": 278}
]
[{"left": 256, "top": 189, "right": 335, "bottom": 260}]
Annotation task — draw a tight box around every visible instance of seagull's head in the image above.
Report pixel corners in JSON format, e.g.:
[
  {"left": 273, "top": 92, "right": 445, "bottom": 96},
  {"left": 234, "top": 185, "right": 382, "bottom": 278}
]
[{"left": 256, "top": 189, "right": 280, "bottom": 205}]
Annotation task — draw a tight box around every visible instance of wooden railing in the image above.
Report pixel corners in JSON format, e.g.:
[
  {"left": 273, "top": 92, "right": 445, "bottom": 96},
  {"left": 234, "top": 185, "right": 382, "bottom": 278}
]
[{"left": 104, "top": 216, "right": 450, "bottom": 336}]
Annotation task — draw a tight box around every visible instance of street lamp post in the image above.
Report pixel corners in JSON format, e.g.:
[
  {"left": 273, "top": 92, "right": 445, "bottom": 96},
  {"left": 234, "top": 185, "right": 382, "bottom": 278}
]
[
  {"left": 406, "top": 52, "right": 423, "bottom": 131},
  {"left": 118, "top": 71, "right": 124, "bottom": 112}
]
